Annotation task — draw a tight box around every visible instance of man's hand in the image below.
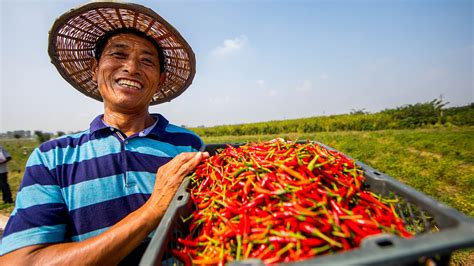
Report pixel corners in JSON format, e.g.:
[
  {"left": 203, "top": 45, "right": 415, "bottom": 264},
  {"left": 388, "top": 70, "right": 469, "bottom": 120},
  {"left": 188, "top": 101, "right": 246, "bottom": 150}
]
[
  {"left": 145, "top": 152, "right": 209, "bottom": 217},
  {"left": 0, "top": 151, "right": 210, "bottom": 265}
]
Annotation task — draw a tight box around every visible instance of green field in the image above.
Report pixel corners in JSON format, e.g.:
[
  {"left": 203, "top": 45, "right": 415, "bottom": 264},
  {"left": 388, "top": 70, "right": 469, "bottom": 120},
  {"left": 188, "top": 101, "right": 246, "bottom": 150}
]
[
  {"left": 201, "top": 127, "right": 474, "bottom": 265},
  {"left": 201, "top": 127, "right": 474, "bottom": 217},
  {"left": 0, "top": 127, "right": 472, "bottom": 264}
]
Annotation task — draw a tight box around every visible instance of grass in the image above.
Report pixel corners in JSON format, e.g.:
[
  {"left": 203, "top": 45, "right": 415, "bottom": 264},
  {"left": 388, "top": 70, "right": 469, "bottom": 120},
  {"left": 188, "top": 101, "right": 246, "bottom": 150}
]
[
  {"left": 0, "top": 127, "right": 472, "bottom": 264},
  {"left": 0, "top": 138, "right": 38, "bottom": 214},
  {"left": 202, "top": 127, "right": 474, "bottom": 217},
  {"left": 201, "top": 127, "right": 474, "bottom": 265}
]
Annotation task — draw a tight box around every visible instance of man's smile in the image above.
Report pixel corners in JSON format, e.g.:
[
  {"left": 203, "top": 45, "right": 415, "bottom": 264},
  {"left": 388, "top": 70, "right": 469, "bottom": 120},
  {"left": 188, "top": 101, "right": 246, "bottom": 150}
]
[{"left": 117, "top": 78, "right": 143, "bottom": 90}]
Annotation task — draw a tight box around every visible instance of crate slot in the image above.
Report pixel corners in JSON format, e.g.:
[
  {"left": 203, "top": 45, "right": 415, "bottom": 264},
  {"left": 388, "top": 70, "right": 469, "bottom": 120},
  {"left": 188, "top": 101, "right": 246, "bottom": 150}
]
[{"left": 140, "top": 142, "right": 474, "bottom": 266}]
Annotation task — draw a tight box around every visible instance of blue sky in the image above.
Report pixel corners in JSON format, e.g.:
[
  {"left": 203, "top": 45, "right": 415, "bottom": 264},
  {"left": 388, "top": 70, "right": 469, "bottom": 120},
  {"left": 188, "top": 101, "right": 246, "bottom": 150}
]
[{"left": 1, "top": 0, "right": 472, "bottom": 132}]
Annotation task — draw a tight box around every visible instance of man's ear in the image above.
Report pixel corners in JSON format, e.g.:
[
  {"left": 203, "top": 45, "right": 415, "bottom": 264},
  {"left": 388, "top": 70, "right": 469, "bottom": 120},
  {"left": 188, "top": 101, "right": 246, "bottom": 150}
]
[
  {"left": 90, "top": 58, "right": 98, "bottom": 83},
  {"left": 156, "top": 72, "right": 166, "bottom": 92}
]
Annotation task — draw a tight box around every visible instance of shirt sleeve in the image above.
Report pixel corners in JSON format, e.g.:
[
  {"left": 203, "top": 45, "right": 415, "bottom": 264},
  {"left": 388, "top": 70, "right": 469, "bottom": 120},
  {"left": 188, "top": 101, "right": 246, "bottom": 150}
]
[
  {"left": 0, "top": 147, "right": 8, "bottom": 163},
  {"left": 3, "top": 148, "right": 11, "bottom": 158},
  {"left": 0, "top": 148, "right": 69, "bottom": 255}
]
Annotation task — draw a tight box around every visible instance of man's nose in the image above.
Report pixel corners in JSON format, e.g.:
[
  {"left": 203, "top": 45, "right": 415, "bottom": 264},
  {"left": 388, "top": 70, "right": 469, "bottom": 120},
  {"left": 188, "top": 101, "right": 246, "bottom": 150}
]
[{"left": 123, "top": 57, "right": 140, "bottom": 75}]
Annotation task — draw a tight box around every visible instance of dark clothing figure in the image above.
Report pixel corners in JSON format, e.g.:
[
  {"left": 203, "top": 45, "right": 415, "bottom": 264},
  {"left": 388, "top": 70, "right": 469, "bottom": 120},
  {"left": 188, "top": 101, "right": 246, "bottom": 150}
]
[{"left": 0, "top": 146, "right": 12, "bottom": 204}]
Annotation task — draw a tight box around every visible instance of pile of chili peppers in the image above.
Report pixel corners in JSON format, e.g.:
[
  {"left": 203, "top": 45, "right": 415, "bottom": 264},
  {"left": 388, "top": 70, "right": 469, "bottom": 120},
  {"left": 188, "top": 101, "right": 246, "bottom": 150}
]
[{"left": 172, "top": 139, "right": 412, "bottom": 265}]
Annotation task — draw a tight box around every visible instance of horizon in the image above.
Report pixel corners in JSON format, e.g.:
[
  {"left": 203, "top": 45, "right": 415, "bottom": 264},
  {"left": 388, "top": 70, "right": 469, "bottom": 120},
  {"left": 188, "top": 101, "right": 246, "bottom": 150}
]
[
  {"left": 1, "top": 0, "right": 472, "bottom": 132},
  {"left": 1, "top": 98, "right": 470, "bottom": 134}
]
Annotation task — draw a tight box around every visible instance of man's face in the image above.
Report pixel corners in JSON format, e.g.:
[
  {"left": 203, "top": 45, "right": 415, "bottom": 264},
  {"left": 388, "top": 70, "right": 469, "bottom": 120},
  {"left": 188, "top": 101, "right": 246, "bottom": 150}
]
[{"left": 92, "top": 33, "right": 164, "bottom": 112}]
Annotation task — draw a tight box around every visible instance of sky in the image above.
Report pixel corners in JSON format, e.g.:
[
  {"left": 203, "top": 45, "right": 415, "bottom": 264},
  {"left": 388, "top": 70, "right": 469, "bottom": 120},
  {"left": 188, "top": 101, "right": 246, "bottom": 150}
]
[{"left": 0, "top": 0, "right": 472, "bottom": 133}]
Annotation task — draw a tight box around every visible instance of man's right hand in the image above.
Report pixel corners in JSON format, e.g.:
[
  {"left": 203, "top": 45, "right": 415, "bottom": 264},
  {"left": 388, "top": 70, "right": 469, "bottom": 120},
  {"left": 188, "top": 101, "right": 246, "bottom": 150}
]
[
  {"left": 144, "top": 151, "right": 209, "bottom": 218},
  {"left": 0, "top": 151, "right": 209, "bottom": 265}
]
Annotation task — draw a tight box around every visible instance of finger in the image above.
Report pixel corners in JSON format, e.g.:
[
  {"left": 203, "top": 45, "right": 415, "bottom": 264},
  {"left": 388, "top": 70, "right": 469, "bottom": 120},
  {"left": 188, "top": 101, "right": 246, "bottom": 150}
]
[{"left": 178, "top": 152, "right": 207, "bottom": 174}]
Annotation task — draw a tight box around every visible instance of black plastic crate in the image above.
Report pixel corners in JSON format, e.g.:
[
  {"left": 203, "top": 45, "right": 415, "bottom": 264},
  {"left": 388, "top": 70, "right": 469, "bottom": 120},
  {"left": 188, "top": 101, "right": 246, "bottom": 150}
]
[{"left": 140, "top": 142, "right": 474, "bottom": 265}]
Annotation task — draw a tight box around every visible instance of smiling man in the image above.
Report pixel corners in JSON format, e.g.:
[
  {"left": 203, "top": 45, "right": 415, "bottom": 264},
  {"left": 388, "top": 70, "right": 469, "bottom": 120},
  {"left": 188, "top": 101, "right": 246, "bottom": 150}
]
[{"left": 0, "top": 2, "right": 207, "bottom": 264}]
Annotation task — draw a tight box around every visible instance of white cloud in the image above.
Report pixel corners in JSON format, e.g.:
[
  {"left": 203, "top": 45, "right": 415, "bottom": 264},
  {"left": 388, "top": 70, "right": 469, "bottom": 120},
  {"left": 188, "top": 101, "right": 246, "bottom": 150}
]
[
  {"left": 209, "top": 96, "right": 231, "bottom": 105},
  {"left": 256, "top": 80, "right": 265, "bottom": 86},
  {"left": 212, "top": 35, "right": 248, "bottom": 55},
  {"left": 319, "top": 73, "right": 329, "bottom": 80},
  {"left": 295, "top": 80, "right": 313, "bottom": 92},
  {"left": 268, "top": 89, "right": 277, "bottom": 97}
]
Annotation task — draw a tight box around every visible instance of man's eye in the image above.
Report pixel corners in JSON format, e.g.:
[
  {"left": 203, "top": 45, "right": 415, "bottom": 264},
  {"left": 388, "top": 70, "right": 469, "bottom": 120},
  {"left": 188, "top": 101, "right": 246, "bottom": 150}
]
[
  {"left": 111, "top": 52, "right": 126, "bottom": 58},
  {"left": 142, "top": 59, "right": 155, "bottom": 66}
]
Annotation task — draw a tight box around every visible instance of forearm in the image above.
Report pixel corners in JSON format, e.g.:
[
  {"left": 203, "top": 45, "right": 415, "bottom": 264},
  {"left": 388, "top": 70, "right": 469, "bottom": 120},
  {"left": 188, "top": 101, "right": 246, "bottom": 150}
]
[
  {"left": 1, "top": 152, "right": 208, "bottom": 265},
  {"left": 1, "top": 203, "right": 161, "bottom": 265}
]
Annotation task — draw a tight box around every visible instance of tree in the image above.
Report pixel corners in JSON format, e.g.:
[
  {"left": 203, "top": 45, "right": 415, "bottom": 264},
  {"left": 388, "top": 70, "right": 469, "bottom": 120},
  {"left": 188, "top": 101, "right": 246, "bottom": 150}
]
[{"left": 34, "top": 131, "right": 52, "bottom": 143}]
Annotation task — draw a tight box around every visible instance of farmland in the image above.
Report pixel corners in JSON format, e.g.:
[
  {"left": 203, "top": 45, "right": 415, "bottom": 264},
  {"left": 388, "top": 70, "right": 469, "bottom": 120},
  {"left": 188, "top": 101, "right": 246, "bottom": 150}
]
[
  {"left": 2, "top": 127, "right": 472, "bottom": 216},
  {"left": 202, "top": 127, "right": 474, "bottom": 217},
  {"left": 0, "top": 126, "right": 472, "bottom": 264}
]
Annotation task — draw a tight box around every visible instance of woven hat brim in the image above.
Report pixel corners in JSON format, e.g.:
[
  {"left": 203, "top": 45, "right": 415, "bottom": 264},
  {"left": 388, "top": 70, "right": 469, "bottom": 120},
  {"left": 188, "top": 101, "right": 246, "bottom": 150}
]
[{"left": 48, "top": 1, "right": 196, "bottom": 105}]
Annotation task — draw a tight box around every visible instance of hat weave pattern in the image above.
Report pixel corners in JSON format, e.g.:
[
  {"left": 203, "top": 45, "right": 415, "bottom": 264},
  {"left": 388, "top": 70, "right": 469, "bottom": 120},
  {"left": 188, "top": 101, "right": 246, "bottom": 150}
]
[{"left": 49, "top": 2, "right": 196, "bottom": 105}]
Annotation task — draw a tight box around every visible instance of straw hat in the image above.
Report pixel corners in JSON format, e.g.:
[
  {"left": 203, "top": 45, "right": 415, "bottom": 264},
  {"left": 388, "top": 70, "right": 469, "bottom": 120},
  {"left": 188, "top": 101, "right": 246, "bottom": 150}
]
[{"left": 48, "top": 1, "right": 196, "bottom": 105}]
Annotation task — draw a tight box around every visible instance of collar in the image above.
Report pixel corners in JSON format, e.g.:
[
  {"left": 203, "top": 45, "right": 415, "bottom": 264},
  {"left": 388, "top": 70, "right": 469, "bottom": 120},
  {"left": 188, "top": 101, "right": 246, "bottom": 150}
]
[{"left": 89, "top": 113, "right": 169, "bottom": 137}]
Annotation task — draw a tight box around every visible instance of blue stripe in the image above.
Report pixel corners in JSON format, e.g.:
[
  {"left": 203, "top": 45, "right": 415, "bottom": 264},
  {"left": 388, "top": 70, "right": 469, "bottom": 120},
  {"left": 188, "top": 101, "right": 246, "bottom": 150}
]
[
  {"left": 69, "top": 194, "right": 149, "bottom": 236},
  {"left": 160, "top": 131, "right": 203, "bottom": 151},
  {"left": 22, "top": 152, "right": 172, "bottom": 189},
  {"left": 71, "top": 227, "right": 110, "bottom": 242},
  {"left": 13, "top": 185, "right": 63, "bottom": 215},
  {"left": 3, "top": 203, "right": 69, "bottom": 238},
  {"left": 125, "top": 171, "right": 155, "bottom": 193},
  {"left": 126, "top": 152, "right": 171, "bottom": 173},
  {"left": 166, "top": 124, "right": 199, "bottom": 135},
  {"left": 126, "top": 138, "right": 197, "bottom": 156},
  {"left": 57, "top": 130, "right": 90, "bottom": 140},
  {"left": 25, "top": 148, "right": 50, "bottom": 168},
  {"left": 53, "top": 153, "right": 123, "bottom": 188},
  {"left": 0, "top": 225, "right": 67, "bottom": 255},
  {"left": 20, "top": 164, "right": 58, "bottom": 188},
  {"left": 61, "top": 171, "right": 154, "bottom": 211},
  {"left": 38, "top": 129, "right": 91, "bottom": 153},
  {"left": 62, "top": 174, "right": 128, "bottom": 211},
  {"left": 36, "top": 136, "right": 122, "bottom": 170}
]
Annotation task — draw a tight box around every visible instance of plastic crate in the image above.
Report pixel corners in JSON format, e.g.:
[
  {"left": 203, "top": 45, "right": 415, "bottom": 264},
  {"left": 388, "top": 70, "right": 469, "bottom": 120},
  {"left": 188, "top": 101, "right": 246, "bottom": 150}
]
[{"left": 140, "top": 143, "right": 474, "bottom": 265}]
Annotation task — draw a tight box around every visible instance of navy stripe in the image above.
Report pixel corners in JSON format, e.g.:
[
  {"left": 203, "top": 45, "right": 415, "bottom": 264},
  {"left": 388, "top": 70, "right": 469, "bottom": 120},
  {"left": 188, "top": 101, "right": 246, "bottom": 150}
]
[
  {"left": 53, "top": 153, "right": 123, "bottom": 188},
  {"left": 68, "top": 194, "right": 149, "bottom": 236},
  {"left": 20, "top": 164, "right": 58, "bottom": 189},
  {"left": 38, "top": 131, "right": 110, "bottom": 153},
  {"left": 22, "top": 153, "right": 174, "bottom": 189},
  {"left": 151, "top": 132, "right": 202, "bottom": 151},
  {"left": 3, "top": 203, "right": 69, "bottom": 238},
  {"left": 126, "top": 152, "right": 172, "bottom": 173}
]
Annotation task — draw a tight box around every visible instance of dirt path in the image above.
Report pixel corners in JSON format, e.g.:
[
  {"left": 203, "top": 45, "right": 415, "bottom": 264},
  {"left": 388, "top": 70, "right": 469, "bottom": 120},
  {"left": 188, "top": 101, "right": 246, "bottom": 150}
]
[{"left": 0, "top": 214, "right": 8, "bottom": 238}]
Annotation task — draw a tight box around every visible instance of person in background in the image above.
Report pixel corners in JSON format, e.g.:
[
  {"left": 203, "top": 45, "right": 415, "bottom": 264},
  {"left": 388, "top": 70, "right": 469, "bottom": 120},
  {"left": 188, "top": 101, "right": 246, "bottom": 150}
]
[
  {"left": 0, "top": 1, "right": 207, "bottom": 264},
  {"left": 0, "top": 145, "right": 13, "bottom": 204}
]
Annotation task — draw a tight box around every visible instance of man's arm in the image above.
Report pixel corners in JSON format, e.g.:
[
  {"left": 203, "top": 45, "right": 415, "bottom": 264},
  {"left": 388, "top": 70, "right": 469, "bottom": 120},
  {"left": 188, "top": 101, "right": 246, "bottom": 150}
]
[{"left": 0, "top": 151, "right": 208, "bottom": 265}]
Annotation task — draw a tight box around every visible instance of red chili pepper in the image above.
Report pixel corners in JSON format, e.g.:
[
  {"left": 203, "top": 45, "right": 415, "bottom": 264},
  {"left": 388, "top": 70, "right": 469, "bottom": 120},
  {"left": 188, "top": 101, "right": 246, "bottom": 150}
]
[
  {"left": 179, "top": 140, "right": 412, "bottom": 264},
  {"left": 171, "top": 249, "right": 192, "bottom": 265}
]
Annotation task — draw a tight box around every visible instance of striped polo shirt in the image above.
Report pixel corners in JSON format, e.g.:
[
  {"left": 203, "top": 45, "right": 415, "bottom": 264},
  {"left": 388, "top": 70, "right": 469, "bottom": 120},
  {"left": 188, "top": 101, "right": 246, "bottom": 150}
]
[{"left": 0, "top": 114, "right": 203, "bottom": 255}]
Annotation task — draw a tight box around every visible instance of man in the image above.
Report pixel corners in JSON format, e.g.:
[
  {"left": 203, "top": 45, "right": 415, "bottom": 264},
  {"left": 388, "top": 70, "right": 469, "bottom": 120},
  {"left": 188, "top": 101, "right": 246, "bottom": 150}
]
[
  {"left": 0, "top": 145, "right": 13, "bottom": 204},
  {"left": 0, "top": 2, "right": 208, "bottom": 264}
]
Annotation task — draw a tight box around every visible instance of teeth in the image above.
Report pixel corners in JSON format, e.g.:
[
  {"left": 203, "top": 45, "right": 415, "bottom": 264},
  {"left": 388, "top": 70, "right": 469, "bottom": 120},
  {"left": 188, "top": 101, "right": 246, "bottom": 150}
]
[{"left": 117, "top": 79, "right": 142, "bottom": 89}]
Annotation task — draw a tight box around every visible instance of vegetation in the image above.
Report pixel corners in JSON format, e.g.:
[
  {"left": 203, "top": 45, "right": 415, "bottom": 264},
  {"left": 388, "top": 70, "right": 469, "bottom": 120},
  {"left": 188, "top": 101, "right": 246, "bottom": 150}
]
[
  {"left": 191, "top": 100, "right": 473, "bottom": 137},
  {"left": 200, "top": 128, "right": 473, "bottom": 265},
  {"left": 0, "top": 99, "right": 472, "bottom": 264}
]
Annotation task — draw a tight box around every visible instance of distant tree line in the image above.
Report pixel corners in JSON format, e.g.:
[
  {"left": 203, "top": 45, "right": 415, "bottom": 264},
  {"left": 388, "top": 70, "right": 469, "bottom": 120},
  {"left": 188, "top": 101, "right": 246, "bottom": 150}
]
[
  {"left": 0, "top": 130, "right": 67, "bottom": 143},
  {"left": 191, "top": 99, "right": 474, "bottom": 137},
  {"left": 2, "top": 99, "right": 472, "bottom": 141}
]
